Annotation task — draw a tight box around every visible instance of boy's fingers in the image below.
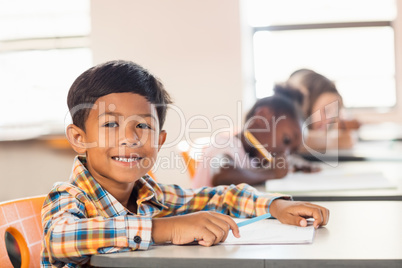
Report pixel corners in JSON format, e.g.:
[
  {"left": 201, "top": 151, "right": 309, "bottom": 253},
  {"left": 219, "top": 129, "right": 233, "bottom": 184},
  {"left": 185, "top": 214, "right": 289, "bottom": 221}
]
[
  {"left": 204, "top": 223, "right": 226, "bottom": 245},
  {"left": 197, "top": 228, "right": 217, "bottom": 247},
  {"left": 278, "top": 205, "right": 324, "bottom": 228},
  {"left": 209, "top": 212, "right": 240, "bottom": 238},
  {"left": 315, "top": 206, "right": 329, "bottom": 226},
  {"left": 281, "top": 214, "right": 308, "bottom": 227},
  {"left": 298, "top": 205, "right": 325, "bottom": 228},
  {"left": 300, "top": 203, "right": 330, "bottom": 226},
  {"left": 299, "top": 217, "right": 308, "bottom": 227},
  {"left": 323, "top": 208, "right": 330, "bottom": 225},
  {"left": 304, "top": 206, "right": 324, "bottom": 228},
  {"left": 207, "top": 218, "right": 231, "bottom": 242}
]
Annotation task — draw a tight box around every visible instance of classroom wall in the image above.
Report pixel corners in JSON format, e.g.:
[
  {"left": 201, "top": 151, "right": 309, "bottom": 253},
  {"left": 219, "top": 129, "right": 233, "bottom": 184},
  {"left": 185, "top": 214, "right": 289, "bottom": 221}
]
[
  {"left": 0, "top": 140, "right": 77, "bottom": 202},
  {"left": 90, "top": 0, "right": 251, "bottom": 186},
  {"left": 0, "top": 0, "right": 249, "bottom": 201}
]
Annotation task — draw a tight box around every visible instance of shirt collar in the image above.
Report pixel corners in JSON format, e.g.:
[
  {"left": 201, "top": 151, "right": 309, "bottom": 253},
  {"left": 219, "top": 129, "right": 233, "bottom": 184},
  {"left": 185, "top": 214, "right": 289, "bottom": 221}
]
[{"left": 70, "top": 156, "right": 167, "bottom": 217}]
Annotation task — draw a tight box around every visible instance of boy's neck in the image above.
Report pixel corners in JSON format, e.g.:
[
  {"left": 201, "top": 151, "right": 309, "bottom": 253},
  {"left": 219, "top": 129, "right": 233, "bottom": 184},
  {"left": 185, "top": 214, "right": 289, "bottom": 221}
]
[
  {"left": 96, "top": 180, "right": 137, "bottom": 212},
  {"left": 83, "top": 160, "right": 138, "bottom": 212},
  {"left": 127, "top": 189, "right": 138, "bottom": 213},
  {"left": 114, "top": 184, "right": 137, "bottom": 212}
]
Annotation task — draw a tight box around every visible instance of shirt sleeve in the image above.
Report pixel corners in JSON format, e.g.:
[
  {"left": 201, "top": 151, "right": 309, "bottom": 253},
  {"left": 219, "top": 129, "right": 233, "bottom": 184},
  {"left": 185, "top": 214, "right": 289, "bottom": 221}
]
[
  {"left": 41, "top": 188, "right": 152, "bottom": 266},
  {"left": 156, "top": 183, "right": 292, "bottom": 218}
]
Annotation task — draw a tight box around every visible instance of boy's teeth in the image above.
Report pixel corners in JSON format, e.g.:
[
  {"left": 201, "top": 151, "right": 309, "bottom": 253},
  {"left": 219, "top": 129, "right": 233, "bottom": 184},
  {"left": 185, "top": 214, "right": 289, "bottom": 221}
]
[{"left": 114, "top": 157, "right": 139, "bottom": 162}]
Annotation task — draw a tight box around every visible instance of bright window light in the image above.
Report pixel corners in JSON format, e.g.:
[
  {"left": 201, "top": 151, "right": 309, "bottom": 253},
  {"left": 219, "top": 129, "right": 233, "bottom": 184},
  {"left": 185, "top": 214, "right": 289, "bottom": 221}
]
[
  {"left": 0, "top": 49, "right": 92, "bottom": 127},
  {"left": 0, "top": 0, "right": 90, "bottom": 40},
  {"left": 253, "top": 27, "right": 395, "bottom": 108},
  {"left": 245, "top": 0, "right": 396, "bottom": 26},
  {"left": 247, "top": 0, "right": 397, "bottom": 109},
  {"left": 0, "top": 0, "right": 91, "bottom": 135}
]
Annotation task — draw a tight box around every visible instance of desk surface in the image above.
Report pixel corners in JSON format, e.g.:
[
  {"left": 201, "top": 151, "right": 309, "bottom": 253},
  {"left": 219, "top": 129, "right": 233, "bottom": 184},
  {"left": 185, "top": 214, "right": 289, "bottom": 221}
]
[{"left": 91, "top": 201, "right": 402, "bottom": 268}]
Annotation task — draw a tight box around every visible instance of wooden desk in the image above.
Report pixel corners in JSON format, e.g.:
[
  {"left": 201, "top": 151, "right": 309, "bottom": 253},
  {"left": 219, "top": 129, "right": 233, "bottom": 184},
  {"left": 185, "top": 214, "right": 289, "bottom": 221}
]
[{"left": 91, "top": 201, "right": 402, "bottom": 268}]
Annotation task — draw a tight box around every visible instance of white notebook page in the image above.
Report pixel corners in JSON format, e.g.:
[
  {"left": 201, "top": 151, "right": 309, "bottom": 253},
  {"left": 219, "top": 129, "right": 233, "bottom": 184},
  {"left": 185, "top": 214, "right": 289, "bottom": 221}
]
[{"left": 222, "top": 219, "right": 315, "bottom": 245}]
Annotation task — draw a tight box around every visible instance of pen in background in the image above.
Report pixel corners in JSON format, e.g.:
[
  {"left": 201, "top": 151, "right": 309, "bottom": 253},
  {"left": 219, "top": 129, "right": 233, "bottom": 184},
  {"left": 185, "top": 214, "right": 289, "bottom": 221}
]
[{"left": 244, "top": 130, "right": 273, "bottom": 163}]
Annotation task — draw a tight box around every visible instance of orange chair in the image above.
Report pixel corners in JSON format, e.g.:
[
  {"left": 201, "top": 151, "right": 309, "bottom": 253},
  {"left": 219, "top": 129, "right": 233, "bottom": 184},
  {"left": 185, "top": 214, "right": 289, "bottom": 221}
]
[
  {"left": 178, "top": 138, "right": 210, "bottom": 180},
  {"left": 0, "top": 195, "right": 46, "bottom": 268},
  {"left": 180, "top": 150, "right": 196, "bottom": 179}
]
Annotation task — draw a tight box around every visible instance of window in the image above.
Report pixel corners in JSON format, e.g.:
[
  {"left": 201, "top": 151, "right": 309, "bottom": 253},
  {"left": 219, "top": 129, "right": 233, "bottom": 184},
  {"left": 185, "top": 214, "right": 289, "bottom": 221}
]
[
  {"left": 0, "top": 0, "right": 92, "bottom": 138},
  {"left": 245, "top": 0, "right": 397, "bottom": 110}
]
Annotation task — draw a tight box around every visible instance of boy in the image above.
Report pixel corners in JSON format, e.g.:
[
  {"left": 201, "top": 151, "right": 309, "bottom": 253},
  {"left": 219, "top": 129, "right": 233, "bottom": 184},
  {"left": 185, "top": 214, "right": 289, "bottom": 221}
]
[
  {"left": 191, "top": 86, "right": 317, "bottom": 188},
  {"left": 41, "top": 60, "right": 329, "bottom": 267}
]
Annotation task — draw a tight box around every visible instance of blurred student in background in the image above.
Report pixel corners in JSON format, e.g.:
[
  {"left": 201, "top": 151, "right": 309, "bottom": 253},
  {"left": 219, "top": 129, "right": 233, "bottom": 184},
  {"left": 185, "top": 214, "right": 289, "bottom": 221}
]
[
  {"left": 286, "top": 69, "right": 360, "bottom": 150},
  {"left": 191, "top": 86, "right": 317, "bottom": 188}
]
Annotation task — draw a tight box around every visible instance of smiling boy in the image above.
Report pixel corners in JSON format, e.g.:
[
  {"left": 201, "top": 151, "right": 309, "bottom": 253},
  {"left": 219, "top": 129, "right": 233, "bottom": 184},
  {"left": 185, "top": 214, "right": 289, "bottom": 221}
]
[{"left": 41, "top": 60, "right": 329, "bottom": 267}]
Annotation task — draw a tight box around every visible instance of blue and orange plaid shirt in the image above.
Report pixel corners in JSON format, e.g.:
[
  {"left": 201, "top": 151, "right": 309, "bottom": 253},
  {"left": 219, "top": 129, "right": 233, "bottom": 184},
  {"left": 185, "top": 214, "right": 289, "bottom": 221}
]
[{"left": 41, "top": 156, "right": 289, "bottom": 267}]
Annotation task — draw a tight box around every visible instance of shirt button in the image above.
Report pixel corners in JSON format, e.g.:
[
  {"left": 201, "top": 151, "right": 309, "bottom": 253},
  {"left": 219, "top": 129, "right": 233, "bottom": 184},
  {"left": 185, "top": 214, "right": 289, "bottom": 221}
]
[{"left": 134, "top": 236, "right": 142, "bottom": 244}]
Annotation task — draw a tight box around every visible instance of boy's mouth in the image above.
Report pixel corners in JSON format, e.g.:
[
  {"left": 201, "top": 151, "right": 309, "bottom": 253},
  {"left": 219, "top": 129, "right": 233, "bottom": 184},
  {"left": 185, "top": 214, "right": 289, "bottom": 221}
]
[{"left": 111, "top": 156, "right": 143, "bottom": 163}]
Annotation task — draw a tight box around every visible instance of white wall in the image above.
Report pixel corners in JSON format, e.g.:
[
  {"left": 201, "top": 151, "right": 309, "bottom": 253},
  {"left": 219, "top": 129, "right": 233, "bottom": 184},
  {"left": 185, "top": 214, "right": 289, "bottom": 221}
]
[
  {"left": 0, "top": 141, "right": 76, "bottom": 202},
  {"left": 0, "top": 0, "right": 249, "bottom": 202},
  {"left": 91, "top": 0, "right": 249, "bottom": 186}
]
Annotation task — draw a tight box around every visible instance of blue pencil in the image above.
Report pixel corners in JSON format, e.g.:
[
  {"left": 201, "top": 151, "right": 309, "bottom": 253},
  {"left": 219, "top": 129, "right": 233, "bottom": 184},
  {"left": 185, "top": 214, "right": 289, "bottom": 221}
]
[{"left": 237, "top": 212, "right": 272, "bottom": 228}]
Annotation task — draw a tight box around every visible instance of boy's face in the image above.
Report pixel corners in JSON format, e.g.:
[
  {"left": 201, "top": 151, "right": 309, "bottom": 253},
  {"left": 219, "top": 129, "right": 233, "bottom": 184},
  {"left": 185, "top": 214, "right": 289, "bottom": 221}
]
[{"left": 69, "top": 93, "right": 166, "bottom": 187}]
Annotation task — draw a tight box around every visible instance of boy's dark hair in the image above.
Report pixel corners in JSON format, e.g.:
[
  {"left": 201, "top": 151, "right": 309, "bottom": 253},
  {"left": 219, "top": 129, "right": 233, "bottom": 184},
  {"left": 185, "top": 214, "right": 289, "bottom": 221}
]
[
  {"left": 67, "top": 60, "right": 172, "bottom": 131},
  {"left": 245, "top": 84, "right": 303, "bottom": 123}
]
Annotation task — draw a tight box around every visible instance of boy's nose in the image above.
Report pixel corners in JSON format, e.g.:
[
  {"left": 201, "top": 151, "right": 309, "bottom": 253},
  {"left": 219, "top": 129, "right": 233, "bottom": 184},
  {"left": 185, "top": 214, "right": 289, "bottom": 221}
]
[
  {"left": 120, "top": 140, "right": 140, "bottom": 147},
  {"left": 120, "top": 128, "right": 141, "bottom": 147}
]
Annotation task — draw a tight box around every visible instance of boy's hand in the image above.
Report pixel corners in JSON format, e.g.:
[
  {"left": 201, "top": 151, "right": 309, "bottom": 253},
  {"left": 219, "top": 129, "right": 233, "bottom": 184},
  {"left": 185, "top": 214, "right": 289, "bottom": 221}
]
[
  {"left": 152, "top": 211, "right": 240, "bottom": 247},
  {"left": 269, "top": 199, "right": 329, "bottom": 229}
]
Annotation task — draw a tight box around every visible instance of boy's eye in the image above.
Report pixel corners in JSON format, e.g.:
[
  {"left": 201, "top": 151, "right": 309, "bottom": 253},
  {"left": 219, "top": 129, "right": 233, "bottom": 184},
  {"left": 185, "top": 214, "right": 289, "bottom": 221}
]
[
  {"left": 103, "top": 122, "right": 118, "bottom": 128},
  {"left": 137, "top": 123, "right": 151, "bottom": 129}
]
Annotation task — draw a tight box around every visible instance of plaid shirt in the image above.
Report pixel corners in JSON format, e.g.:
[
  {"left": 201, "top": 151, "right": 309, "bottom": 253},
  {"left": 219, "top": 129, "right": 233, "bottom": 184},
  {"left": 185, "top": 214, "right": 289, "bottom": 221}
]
[{"left": 41, "top": 156, "right": 289, "bottom": 267}]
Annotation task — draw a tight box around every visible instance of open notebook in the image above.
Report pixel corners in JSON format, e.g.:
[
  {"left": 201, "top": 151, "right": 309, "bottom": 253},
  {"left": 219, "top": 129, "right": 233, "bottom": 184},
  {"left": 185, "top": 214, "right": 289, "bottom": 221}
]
[
  {"left": 265, "top": 170, "right": 396, "bottom": 193},
  {"left": 222, "top": 219, "right": 315, "bottom": 245}
]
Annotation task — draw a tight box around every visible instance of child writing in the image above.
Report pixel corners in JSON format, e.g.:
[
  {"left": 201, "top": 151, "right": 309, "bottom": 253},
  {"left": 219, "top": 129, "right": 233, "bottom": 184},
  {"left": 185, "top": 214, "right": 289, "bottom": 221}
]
[
  {"left": 41, "top": 60, "right": 329, "bottom": 267},
  {"left": 191, "top": 85, "right": 318, "bottom": 188}
]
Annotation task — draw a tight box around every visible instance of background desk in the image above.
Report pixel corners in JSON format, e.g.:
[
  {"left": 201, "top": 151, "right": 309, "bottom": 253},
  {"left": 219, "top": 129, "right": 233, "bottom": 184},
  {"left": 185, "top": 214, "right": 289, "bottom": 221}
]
[
  {"left": 255, "top": 160, "right": 402, "bottom": 201},
  {"left": 300, "top": 140, "right": 402, "bottom": 162},
  {"left": 261, "top": 140, "right": 402, "bottom": 201},
  {"left": 91, "top": 201, "right": 402, "bottom": 268}
]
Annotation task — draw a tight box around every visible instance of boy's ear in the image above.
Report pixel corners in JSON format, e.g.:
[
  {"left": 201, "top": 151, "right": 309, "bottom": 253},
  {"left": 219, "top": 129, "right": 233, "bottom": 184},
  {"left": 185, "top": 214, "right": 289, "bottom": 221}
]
[
  {"left": 157, "top": 130, "right": 167, "bottom": 152},
  {"left": 66, "top": 124, "right": 87, "bottom": 154}
]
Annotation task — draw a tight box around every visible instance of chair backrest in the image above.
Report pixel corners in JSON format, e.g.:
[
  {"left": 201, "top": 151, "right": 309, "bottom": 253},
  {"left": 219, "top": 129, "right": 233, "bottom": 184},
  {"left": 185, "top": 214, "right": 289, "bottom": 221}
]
[
  {"left": 0, "top": 195, "right": 46, "bottom": 268},
  {"left": 180, "top": 149, "right": 196, "bottom": 179},
  {"left": 177, "top": 138, "right": 211, "bottom": 180}
]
